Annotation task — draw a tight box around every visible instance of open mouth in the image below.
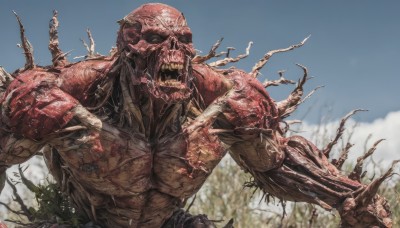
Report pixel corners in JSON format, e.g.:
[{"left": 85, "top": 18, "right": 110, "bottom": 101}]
[{"left": 157, "top": 63, "right": 185, "bottom": 87}]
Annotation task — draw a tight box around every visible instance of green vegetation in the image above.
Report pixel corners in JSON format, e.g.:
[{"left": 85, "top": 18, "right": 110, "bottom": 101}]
[
  {"left": 1, "top": 166, "right": 82, "bottom": 227},
  {"left": 1, "top": 119, "right": 399, "bottom": 227},
  {"left": 1, "top": 155, "right": 399, "bottom": 227}
]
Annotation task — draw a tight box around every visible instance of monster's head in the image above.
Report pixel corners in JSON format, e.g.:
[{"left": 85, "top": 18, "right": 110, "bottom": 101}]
[{"left": 117, "top": 3, "right": 195, "bottom": 102}]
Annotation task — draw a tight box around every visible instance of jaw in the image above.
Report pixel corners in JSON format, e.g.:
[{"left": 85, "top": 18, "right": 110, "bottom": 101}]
[
  {"left": 140, "top": 61, "right": 192, "bottom": 103},
  {"left": 157, "top": 62, "right": 186, "bottom": 88}
]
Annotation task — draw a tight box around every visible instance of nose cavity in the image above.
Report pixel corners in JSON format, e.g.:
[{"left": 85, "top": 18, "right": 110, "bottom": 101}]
[{"left": 170, "top": 37, "right": 178, "bottom": 50}]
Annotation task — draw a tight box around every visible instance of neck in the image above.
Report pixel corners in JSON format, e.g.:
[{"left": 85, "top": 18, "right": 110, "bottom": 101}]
[
  {"left": 115, "top": 56, "right": 194, "bottom": 138},
  {"left": 118, "top": 74, "right": 190, "bottom": 139},
  {"left": 140, "top": 97, "right": 187, "bottom": 139}
]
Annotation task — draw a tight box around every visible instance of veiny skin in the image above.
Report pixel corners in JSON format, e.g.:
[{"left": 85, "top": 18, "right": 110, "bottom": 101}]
[{"left": 0, "top": 3, "right": 393, "bottom": 228}]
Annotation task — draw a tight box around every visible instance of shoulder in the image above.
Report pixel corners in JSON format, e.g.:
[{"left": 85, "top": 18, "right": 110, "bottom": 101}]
[
  {"left": 57, "top": 58, "right": 116, "bottom": 105},
  {"left": 222, "top": 67, "right": 272, "bottom": 102},
  {"left": 191, "top": 63, "right": 274, "bottom": 107},
  {"left": 2, "top": 58, "right": 115, "bottom": 103},
  {"left": 3, "top": 68, "right": 57, "bottom": 100},
  {"left": 191, "top": 64, "right": 233, "bottom": 106}
]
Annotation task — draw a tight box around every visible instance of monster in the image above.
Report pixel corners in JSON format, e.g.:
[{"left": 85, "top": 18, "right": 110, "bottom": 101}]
[{"left": 0, "top": 3, "right": 396, "bottom": 227}]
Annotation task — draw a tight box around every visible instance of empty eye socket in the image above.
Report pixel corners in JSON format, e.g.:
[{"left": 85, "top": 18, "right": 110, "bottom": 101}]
[
  {"left": 145, "top": 33, "right": 165, "bottom": 44},
  {"left": 122, "top": 23, "right": 142, "bottom": 43},
  {"left": 124, "top": 30, "right": 138, "bottom": 43},
  {"left": 178, "top": 34, "right": 192, "bottom": 44}
]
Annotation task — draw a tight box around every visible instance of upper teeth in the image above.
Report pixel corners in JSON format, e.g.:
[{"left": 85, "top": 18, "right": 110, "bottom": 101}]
[{"left": 161, "top": 63, "right": 184, "bottom": 71}]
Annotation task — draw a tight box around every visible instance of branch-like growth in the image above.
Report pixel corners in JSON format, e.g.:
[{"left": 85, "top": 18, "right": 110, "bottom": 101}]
[
  {"left": 332, "top": 142, "right": 353, "bottom": 170},
  {"left": 192, "top": 38, "right": 224, "bottom": 64},
  {"left": 49, "top": 10, "right": 69, "bottom": 67},
  {"left": 323, "top": 109, "right": 367, "bottom": 158},
  {"left": 276, "top": 64, "right": 310, "bottom": 119},
  {"left": 355, "top": 159, "right": 399, "bottom": 207},
  {"left": 208, "top": 42, "right": 253, "bottom": 67},
  {"left": 263, "top": 70, "right": 296, "bottom": 88},
  {"left": 18, "top": 165, "right": 40, "bottom": 193},
  {"left": 348, "top": 139, "right": 385, "bottom": 182},
  {"left": 80, "top": 29, "right": 97, "bottom": 59},
  {"left": 13, "top": 11, "right": 35, "bottom": 70},
  {"left": 0, "top": 67, "right": 14, "bottom": 92},
  {"left": 340, "top": 160, "right": 398, "bottom": 227},
  {"left": 250, "top": 36, "right": 310, "bottom": 78},
  {"left": 6, "top": 178, "right": 34, "bottom": 221}
]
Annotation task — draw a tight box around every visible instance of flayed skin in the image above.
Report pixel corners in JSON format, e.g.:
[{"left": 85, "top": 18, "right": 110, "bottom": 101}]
[{"left": 0, "top": 3, "right": 394, "bottom": 228}]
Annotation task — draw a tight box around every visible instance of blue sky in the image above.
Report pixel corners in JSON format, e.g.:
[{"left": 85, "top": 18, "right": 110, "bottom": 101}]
[
  {"left": 1, "top": 1, "right": 399, "bottom": 123},
  {"left": 1, "top": 1, "right": 400, "bottom": 218}
]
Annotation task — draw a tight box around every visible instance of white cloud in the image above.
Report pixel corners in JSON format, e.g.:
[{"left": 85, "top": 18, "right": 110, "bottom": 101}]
[
  {"left": 1, "top": 111, "right": 399, "bottom": 222},
  {"left": 296, "top": 110, "right": 400, "bottom": 169}
]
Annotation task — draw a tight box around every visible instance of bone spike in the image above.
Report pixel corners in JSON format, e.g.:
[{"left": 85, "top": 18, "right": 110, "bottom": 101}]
[
  {"left": 192, "top": 38, "right": 224, "bottom": 64},
  {"left": 323, "top": 109, "right": 367, "bottom": 158},
  {"left": 86, "top": 29, "right": 96, "bottom": 57},
  {"left": 276, "top": 64, "right": 309, "bottom": 119},
  {"left": 80, "top": 28, "right": 97, "bottom": 59},
  {"left": 0, "top": 67, "right": 14, "bottom": 90},
  {"left": 208, "top": 41, "right": 253, "bottom": 67},
  {"left": 355, "top": 159, "right": 399, "bottom": 207},
  {"left": 263, "top": 70, "right": 296, "bottom": 88},
  {"left": 13, "top": 11, "right": 35, "bottom": 70},
  {"left": 49, "top": 10, "right": 69, "bottom": 67},
  {"left": 348, "top": 139, "right": 385, "bottom": 182},
  {"left": 250, "top": 36, "right": 310, "bottom": 78},
  {"left": 332, "top": 142, "right": 353, "bottom": 170}
]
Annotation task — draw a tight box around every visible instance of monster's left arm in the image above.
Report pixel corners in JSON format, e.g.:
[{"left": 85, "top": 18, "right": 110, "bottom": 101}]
[{"left": 207, "top": 69, "right": 393, "bottom": 227}]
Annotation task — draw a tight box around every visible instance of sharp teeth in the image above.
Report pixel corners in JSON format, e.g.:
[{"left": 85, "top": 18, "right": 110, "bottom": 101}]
[{"left": 161, "top": 63, "right": 184, "bottom": 71}]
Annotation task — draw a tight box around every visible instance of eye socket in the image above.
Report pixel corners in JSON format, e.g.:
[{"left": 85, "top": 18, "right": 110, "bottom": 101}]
[
  {"left": 145, "top": 33, "right": 165, "bottom": 44},
  {"left": 178, "top": 34, "right": 192, "bottom": 44}
]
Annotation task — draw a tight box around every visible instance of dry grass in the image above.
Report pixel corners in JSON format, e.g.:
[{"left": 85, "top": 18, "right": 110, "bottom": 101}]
[{"left": 1, "top": 118, "right": 399, "bottom": 227}]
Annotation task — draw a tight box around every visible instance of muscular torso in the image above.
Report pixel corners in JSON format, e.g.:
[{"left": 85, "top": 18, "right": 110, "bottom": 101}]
[
  {"left": 14, "top": 61, "right": 225, "bottom": 227},
  {"left": 48, "top": 116, "right": 225, "bottom": 227},
  {"left": 1, "top": 58, "right": 279, "bottom": 227}
]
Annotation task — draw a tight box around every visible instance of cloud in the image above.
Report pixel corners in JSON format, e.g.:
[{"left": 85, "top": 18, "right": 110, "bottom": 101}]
[
  {"left": 297, "top": 110, "right": 400, "bottom": 168},
  {"left": 1, "top": 111, "right": 400, "bottom": 219}
]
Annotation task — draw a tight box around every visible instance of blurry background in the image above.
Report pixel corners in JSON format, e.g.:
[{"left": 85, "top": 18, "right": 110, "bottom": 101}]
[
  {"left": 1, "top": 1, "right": 399, "bottom": 121},
  {"left": 0, "top": 1, "right": 399, "bottom": 227}
]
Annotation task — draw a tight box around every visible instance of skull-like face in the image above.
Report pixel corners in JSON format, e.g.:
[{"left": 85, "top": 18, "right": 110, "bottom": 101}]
[{"left": 117, "top": 3, "right": 195, "bottom": 102}]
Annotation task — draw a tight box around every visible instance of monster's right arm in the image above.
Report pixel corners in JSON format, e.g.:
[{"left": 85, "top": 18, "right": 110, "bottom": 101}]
[
  {"left": 0, "top": 69, "right": 80, "bottom": 192},
  {"left": 0, "top": 59, "right": 116, "bottom": 193}
]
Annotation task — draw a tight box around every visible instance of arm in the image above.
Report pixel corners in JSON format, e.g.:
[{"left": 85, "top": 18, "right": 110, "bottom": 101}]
[
  {"left": 0, "top": 60, "right": 112, "bottom": 192},
  {"left": 253, "top": 135, "right": 393, "bottom": 227},
  {"left": 0, "top": 69, "right": 79, "bottom": 193},
  {"left": 208, "top": 69, "right": 392, "bottom": 227}
]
